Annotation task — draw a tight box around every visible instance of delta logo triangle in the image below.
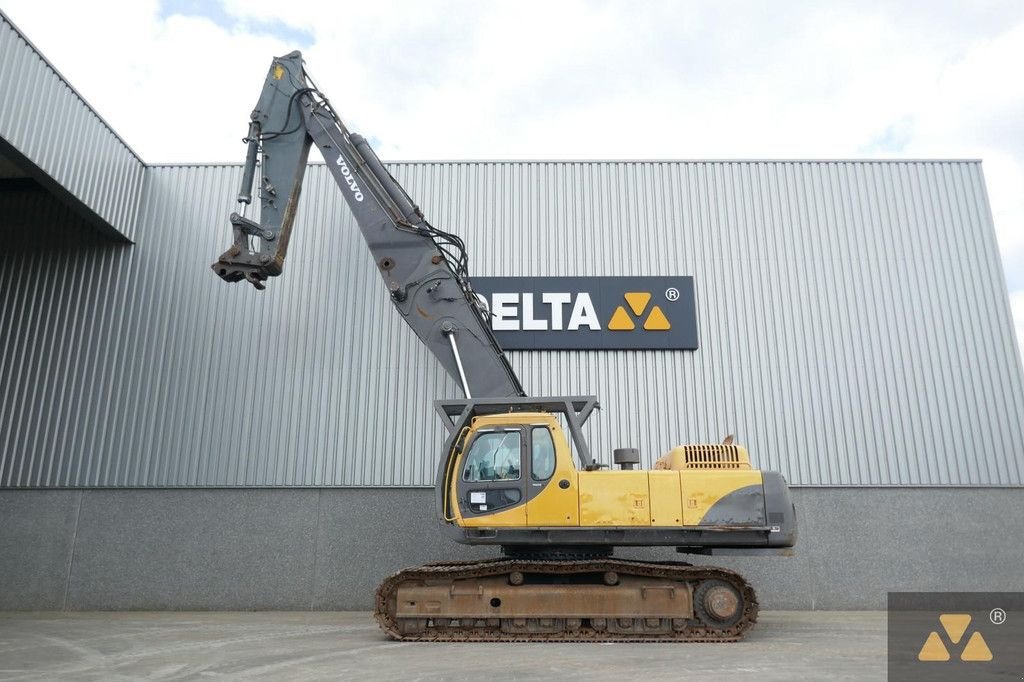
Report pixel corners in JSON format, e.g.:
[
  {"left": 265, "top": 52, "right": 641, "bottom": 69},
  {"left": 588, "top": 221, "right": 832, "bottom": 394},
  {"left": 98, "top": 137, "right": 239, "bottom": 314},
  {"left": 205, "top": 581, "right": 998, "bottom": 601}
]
[
  {"left": 917, "top": 614, "right": 993, "bottom": 662},
  {"left": 608, "top": 292, "right": 671, "bottom": 332}
]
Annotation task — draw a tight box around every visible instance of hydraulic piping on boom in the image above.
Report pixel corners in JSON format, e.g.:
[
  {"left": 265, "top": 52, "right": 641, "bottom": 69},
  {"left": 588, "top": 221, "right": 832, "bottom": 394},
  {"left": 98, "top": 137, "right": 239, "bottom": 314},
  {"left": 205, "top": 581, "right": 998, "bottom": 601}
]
[{"left": 211, "top": 51, "right": 797, "bottom": 643}]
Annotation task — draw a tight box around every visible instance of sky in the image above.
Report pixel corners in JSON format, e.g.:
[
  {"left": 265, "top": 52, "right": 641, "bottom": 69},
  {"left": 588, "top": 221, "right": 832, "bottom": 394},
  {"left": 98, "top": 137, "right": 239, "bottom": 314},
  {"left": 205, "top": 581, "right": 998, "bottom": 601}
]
[{"left": 4, "top": 0, "right": 1023, "bottom": 361}]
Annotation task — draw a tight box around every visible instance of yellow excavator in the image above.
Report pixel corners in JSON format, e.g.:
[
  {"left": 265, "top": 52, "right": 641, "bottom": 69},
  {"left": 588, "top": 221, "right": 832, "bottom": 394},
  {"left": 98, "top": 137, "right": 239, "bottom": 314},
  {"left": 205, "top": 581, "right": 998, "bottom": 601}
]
[{"left": 212, "top": 52, "right": 797, "bottom": 642}]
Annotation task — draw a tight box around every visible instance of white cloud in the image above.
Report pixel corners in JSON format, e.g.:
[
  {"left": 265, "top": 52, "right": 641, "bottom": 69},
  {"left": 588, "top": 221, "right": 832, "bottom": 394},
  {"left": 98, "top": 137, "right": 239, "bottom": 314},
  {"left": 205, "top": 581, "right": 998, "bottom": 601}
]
[
  {"left": 2, "top": 1, "right": 296, "bottom": 163},
  {"left": 2, "top": 0, "right": 1022, "bottom": 357}
]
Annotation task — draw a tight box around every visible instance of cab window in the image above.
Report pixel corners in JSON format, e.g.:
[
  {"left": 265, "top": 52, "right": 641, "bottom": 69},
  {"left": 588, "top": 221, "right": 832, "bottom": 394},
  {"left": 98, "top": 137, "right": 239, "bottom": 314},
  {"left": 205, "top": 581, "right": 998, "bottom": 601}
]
[
  {"left": 531, "top": 427, "right": 556, "bottom": 481},
  {"left": 462, "top": 431, "right": 521, "bottom": 481}
]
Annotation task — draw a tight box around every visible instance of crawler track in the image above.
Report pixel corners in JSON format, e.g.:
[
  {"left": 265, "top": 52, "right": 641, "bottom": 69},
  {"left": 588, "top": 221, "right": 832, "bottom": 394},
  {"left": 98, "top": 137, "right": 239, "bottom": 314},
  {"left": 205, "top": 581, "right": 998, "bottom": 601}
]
[{"left": 374, "top": 557, "right": 758, "bottom": 642}]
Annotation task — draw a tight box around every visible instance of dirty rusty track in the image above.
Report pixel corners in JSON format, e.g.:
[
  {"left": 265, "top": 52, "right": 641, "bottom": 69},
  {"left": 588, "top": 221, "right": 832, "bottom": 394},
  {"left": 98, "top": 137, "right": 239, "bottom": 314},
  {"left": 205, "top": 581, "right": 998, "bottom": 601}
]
[{"left": 374, "top": 558, "right": 758, "bottom": 643}]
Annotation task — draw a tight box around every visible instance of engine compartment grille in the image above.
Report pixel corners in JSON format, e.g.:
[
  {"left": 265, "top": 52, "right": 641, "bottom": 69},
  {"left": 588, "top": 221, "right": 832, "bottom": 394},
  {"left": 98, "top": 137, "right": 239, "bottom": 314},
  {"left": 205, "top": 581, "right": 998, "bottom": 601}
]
[{"left": 680, "top": 445, "right": 750, "bottom": 470}]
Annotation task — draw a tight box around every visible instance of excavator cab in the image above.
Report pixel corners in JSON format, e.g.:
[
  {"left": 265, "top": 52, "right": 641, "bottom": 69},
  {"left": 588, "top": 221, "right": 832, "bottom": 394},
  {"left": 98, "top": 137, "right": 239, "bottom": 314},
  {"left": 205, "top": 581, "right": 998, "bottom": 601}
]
[{"left": 451, "top": 413, "right": 577, "bottom": 528}]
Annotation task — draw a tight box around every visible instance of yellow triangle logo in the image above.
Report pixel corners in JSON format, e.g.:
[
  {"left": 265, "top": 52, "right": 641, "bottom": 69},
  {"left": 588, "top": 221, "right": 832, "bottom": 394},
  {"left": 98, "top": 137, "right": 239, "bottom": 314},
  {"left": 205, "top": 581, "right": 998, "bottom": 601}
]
[
  {"left": 961, "top": 632, "right": 993, "bottom": 662},
  {"left": 939, "top": 614, "right": 971, "bottom": 644},
  {"left": 918, "top": 631, "right": 950, "bottom": 661},
  {"left": 608, "top": 306, "right": 635, "bottom": 331},
  {"left": 643, "top": 305, "right": 671, "bottom": 331},
  {"left": 623, "top": 292, "right": 651, "bottom": 316}
]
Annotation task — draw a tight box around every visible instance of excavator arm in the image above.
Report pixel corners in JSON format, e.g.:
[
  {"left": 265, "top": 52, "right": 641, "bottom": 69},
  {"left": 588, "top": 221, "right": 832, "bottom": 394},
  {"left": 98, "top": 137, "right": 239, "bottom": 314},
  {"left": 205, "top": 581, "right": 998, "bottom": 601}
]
[{"left": 212, "top": 51, "right": 524, "bottom": 399}]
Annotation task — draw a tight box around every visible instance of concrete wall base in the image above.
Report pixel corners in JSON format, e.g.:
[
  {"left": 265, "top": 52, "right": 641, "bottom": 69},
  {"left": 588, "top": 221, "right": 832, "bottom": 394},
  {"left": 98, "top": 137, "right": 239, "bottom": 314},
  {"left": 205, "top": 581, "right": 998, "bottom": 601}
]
[{"left": 1, "top": 488, "right": 1021, "bottom": 610}]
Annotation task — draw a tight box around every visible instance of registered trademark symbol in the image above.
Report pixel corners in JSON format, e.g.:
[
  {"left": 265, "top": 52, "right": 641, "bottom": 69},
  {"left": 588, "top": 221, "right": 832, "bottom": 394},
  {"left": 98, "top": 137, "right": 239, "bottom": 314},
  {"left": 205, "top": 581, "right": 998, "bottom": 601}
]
[
  {"left": 665, "top": 287, "right": 680, "bottom": 302},
  {"left": 990, "top": 607, "right": 1006, "bottom": 625}
]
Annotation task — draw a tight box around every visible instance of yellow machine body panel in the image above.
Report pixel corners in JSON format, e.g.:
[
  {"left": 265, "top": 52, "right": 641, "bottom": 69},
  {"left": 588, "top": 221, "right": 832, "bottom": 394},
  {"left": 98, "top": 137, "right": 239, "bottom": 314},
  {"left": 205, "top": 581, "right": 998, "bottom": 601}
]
[
  {"left": 449, "top": 412, "right": 769, "bottom": 530},
  {"left": 458, "top": 503, "right": 527, "bottom": 527},
  {"left": 578, "top": 471, "right": 651, "bottom": 526},
  {"left": 648, "top": 470, "right": 683, "bottom": 526},
  {"left": 681, "top": 470, "right": 763, "bottom": 526},
  {"left": 470, "top": 413, "right": 547, "bottom": 429}
]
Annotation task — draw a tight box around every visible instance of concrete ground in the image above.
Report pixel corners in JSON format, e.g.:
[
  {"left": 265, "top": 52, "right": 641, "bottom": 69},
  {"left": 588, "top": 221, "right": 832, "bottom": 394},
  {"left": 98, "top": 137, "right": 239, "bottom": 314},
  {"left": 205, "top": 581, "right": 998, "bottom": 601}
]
[{"left": 0, "top": 611, "right": 886, "bottom": 681}]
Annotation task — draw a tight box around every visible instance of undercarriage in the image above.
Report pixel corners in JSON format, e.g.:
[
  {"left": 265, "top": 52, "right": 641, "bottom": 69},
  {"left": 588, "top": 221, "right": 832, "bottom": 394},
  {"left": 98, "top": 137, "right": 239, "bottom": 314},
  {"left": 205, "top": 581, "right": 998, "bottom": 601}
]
[{"left": 375, "top": 556, "right": 758, "bottom": 642}]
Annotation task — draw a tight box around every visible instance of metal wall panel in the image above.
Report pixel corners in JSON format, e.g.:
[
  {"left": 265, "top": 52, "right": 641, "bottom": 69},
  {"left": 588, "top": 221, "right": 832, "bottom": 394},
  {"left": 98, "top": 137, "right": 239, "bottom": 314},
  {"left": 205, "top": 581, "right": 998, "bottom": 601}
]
[
  {"left": 1, "top": 160, "right": 1022, "bottom": 487},
  {"left": 0, "top": 11, "right": 144, "bottom": 240}
]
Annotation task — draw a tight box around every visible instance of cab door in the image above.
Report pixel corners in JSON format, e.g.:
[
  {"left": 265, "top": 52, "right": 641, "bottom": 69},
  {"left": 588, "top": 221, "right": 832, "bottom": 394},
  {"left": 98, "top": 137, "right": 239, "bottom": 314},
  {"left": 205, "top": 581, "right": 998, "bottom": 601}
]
[
  {"left": 456, "top": 428, "right": 528, "bottom": 526},
  {"left": 525, "top": 424, "right": 580, "bottom": 526}
]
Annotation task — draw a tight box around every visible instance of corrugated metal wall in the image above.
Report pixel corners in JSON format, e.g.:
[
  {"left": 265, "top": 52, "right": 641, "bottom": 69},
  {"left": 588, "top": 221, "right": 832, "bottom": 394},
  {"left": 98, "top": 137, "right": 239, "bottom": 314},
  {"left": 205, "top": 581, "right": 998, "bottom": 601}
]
[
  {"left": 0, "top": 11, "right": 143, "bottom": 240},
  {"left": 1, "top": 160, "right": 1022, "bottom": 487}
]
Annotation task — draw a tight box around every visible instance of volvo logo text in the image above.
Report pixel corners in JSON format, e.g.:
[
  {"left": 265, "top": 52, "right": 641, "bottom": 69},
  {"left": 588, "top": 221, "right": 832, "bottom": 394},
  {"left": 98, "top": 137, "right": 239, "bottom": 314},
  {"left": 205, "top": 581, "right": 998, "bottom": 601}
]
[{"left": 335, "top": 156, "right": 364, "bottom": 201}]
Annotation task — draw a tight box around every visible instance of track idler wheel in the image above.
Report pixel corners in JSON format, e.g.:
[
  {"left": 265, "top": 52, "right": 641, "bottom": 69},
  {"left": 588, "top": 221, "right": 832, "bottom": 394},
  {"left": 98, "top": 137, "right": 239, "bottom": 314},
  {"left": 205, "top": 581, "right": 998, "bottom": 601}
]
[{"left": 694, "top": 579, "right": 744, "bottom": 629}]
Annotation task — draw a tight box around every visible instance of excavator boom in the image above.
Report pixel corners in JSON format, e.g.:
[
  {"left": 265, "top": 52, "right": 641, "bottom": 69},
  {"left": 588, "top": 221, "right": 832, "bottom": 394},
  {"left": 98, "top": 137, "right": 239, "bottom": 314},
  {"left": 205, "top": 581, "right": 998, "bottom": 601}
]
[{"left": 211, "top": 51, "right": 523, "bottom": 399}]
